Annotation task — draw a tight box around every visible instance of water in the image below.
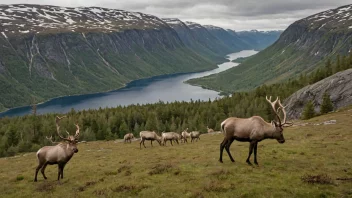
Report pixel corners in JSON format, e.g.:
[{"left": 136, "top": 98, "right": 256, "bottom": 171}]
[{"left": 0, "top": 50, "right": 258, "bottom": 117}]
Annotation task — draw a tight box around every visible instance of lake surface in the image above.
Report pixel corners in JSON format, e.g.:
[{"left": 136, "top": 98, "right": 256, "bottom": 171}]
[{"left": 0, "top": 50, "right": 258, "bottom": 117}]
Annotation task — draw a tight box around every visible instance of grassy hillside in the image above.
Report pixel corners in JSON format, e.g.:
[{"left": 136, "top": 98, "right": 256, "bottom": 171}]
[{"left": 1, "top": 107, "right": 351, "bottom": 197}]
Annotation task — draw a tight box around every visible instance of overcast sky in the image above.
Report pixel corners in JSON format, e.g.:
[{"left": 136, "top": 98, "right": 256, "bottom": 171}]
[{"left": 1, "top": 0, "right": 351, "bottom": 30}]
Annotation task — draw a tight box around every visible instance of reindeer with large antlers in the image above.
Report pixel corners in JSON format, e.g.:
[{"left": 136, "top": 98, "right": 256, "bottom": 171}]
[
  {"left": 219, "top": 96, "right": 292, "bottom": 165},
  {"left": 34, "top": 116, "right": 80, "bottom": 182}
]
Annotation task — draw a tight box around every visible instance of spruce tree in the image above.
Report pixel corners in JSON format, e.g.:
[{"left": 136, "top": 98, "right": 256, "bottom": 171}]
[
  {"left": 320, "top": 92, "right": 334, "bottom": 114},
  {"left": 302, "top": 100, "right": 315, "bottom": 120}
]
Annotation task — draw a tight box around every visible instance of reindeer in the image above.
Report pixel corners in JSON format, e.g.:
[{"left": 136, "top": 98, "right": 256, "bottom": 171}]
[
  {"left": 219, "top": 96, "right": 292, "bottom": 165},
  {"left": 207, "top": 126, "right": 215, "bottom": 133},
  {"left": 124, "top": 133, "right": 135, "bottom": 143},
  {"left": 34, "top": 116, "right": 80, "bottom": 182},
  {"left": 139, "top": 131, "right": 162, "bottom": 149}
]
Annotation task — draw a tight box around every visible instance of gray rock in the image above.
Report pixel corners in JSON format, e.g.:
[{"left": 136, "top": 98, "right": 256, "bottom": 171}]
[{"left": 285, "top": 69, "right": 352, "bottom": 119}]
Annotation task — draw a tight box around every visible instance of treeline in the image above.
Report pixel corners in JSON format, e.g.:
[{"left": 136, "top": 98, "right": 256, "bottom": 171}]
[{"left": 0, "top": 52, "right": 351, "bottom": 157}]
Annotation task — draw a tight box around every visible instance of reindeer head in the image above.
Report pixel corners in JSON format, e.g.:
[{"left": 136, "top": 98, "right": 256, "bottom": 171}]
[
  {"left": 266, "top": 96, "right": 293, "bottom": 144},
  {"left": 56, "top": 116, "right": 80, "bottom": 153}
]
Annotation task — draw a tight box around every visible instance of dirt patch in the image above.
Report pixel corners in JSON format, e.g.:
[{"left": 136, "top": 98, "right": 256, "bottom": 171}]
[
  {"left": 36, "top": 182, "right": 55, "bottom": 192},
  {"left": 301, "top": 174, "right": 333, "bottom": 185},
  {"left": 203, "top": 180, "right": 232, "bottom": 192},
  {"left": 118, "top": 165, "right": 132, "bottom": 176},
  {"left": 149, "top": 164, "right": 177, "bottom": 175},
  {"left": 93, "top": 188, "right": 109, "bottom": 196},
  {"left": 78, "top": 181, "right": 98, "bottom": 192},
  {"left": 111, "top": 184, "right": 148, "bottom": 194}
]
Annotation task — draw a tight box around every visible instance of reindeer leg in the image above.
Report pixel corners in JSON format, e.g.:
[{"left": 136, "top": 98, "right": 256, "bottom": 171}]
[
  {"left": 57, "top": 165, "right": 61, "bottom": 181},
  {"left": 151, "top": 140, "right": 153, "bottom": 147},
  {"left": 61, "top": 164, "right": 66, "bottom": 179},
  {"left": 170, "top": 140, "right": 173, "bottom": 146},
  {"left": 219, "top": 138, "right": 228, "bottom": 163},
  {"left": 225, "top": 138, "right": 235, "bottom": 162},
  {"left": 246, "top": 141, "right": 256, "bottom": 165},
  {"left": 176, "top": 139, "right": 179, "bottom": 145},
  {"left": 40, "top": 162, "right": 48, "bottom": 180},
  {"left": 34, "top": 163, "right": 44, "bottom": 182},
  {"left": 254, "top": 143, "right": 259, "bottom": 165}
]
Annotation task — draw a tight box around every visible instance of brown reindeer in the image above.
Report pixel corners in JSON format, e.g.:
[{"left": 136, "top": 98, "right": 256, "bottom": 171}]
[
  {"left": 207, "top": 126, "right": 215, "bottom": 133},
  {"left": 124, "top": 133, "right": 135, "bottom": 143},
  {"left": 34, "top": 116, "right": 80, "bottom": 182},
  {"left": 219, "top": 96, "right": 292, "bottom": 165}
]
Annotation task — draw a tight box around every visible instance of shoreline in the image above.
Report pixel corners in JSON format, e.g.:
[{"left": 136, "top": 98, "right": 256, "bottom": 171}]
[{"left": 0, "top": 66, "right": 220, "bottom": 116}]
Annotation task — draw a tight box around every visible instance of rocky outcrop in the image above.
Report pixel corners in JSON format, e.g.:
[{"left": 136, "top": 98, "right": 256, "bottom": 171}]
[{"left": 285, "top": 69, "right": 352, "bottom": 119}]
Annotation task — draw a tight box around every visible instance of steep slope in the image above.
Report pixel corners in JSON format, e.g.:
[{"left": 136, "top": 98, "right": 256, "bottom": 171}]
[
  {"left": 187, "top": 4, "right": 352, "bottom": 93},
  {"left": 285, "top": 69, "right": 352, "bottom": 119},
  {"left": 183, "top": 21, "right": 234, "bottom": 56},
  {"left": 235, "top": 30, "right": 282, "bottom": 50},
  {"left": 162, "top": 18, "right": 227, "bottom": 63},
  {"left": 203, "top": 25, "right": 252, "bottom": 51},
  {"left": 0, "top": 4, "right": 217, "bottom": 111}
]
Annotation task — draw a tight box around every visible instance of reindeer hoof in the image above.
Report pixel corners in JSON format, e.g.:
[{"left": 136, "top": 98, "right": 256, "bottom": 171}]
[
  {"left": 219, "top": 160, "right": 223, "bottom": 163},
  {"left": 34, "top": 179, "right": 37, "bottom": 182},
  {"left": 246, "top": 161, "right": 253, "bottom": 165}
]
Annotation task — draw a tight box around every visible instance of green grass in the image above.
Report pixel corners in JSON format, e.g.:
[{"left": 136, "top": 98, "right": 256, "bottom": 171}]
[{"left": 0, "top": 108, "right": 352, "bottom": 197}]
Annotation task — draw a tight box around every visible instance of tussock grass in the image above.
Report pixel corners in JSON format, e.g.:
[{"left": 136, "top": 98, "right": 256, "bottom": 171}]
[{"left": 1, "top": 108, "right": 352, "bottom": 197}]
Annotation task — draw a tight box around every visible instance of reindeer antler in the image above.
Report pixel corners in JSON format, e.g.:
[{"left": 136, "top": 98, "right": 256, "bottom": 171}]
[
  {"left": 74, "top": 123, "right": 80, "bottom": 139},
  {"left": 46, "top": 136, "right": 58, "bottom": 144},
  {"left": 56, "top": 116, "right": 70, "bottom": 141},
  {"left": 277, "top": 100, "right": 293, "bottom": 127},
  {"left": 265, "top": 96, "right": 282, "bottom": 125}
]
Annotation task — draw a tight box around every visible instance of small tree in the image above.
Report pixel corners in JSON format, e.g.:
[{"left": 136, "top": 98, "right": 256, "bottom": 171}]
[
  {"left": 302, "top": 100, "right": 315, "bottom": 120},
  {"left": 320, "top": 92, "right": 334, "bottom": 114}
]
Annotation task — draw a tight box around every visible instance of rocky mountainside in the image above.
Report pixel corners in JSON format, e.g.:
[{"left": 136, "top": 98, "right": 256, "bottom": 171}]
[
  {"left": 162, "top": 18, "right": 227, "bottom": 63},
  {"left": 285, "top": 69, "right": 352, "bottom": 119},
  {"left": 187, "top": 4, "right": 352, "bottom": 93}
]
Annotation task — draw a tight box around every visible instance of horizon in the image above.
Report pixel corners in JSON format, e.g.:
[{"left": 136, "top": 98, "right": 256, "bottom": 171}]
[{"left": 0, "top": 1, "right": 351, "bottom": 31}]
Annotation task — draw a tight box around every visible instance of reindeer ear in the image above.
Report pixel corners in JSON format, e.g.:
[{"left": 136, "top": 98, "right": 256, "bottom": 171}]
[{"left": 271, "top": 121, "right": 277, "bottom": 127}]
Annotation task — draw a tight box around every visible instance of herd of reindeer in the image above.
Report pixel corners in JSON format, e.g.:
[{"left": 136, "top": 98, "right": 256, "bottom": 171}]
[{"left": 34, "top": 96, "right": 293, "bottom": 182}]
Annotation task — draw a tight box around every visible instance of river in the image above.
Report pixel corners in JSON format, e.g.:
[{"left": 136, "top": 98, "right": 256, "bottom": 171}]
[{"left": 0, "top": 50, "right": 258, "bottom": 117}]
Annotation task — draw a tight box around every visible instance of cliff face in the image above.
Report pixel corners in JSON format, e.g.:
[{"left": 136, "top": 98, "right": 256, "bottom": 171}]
[
  {"left": 186, "top": 4, "right": 352, "bottom": 93},
  {"left": 285, "top": 69, "right": 352, "bottom": 119},
  {"left": 0, "top": 5, "right": 216, "bottom": 110}
]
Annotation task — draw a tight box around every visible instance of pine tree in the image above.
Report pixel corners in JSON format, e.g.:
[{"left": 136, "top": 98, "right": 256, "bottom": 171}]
[
  {"left": 302, "top": 100, "right": 315, "bottom": 120},
  {"left": 320, "top": 92, "right": 334, "bottom": 114},
  {"left": 325, "top": 58, "right": 332, "bottom": 76}
]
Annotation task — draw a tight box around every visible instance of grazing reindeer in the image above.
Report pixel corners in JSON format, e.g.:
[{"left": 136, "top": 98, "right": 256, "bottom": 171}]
[
  {"left": 190, "top": 131, "right": 201, "bottom": 142},
  {"left": 139, "top": 131, "right": 162, "bottom": 149},
  {"left": 34, "top": 116, "right": 80, "bottom": 182},
  {"left": 124, "top": 133, "right": 135, "bottom": 143},
  {"left": 219, "top": 96, "right": 292, "bottom": 165},
  {"left": 207, "top": 126, "right": 215, "bottom": 133}
]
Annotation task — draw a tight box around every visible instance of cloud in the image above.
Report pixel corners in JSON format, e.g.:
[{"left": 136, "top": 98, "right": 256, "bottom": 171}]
[{"left": 0, "top": 0, "right": 351, "bottom": 30}]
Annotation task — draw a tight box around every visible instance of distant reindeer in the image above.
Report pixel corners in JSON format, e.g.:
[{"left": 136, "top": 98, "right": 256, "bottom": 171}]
[
  {"left": 124, "top": 133, "right": 135, "bottom": 143},
  {"left": 190, "top": 131, "right": 201, "bottom": 142},
  {"left": 139, "top": 131, "right": 162, "bottom": 149},
  {"left": 219, "top": 96, "right": 293, "bottom": 165},
  {"left": 34, "top": 116, "right": 80, "bottom": 182},
  {"left": 207, "top": 126, "right": 215, "bottom": 133}
]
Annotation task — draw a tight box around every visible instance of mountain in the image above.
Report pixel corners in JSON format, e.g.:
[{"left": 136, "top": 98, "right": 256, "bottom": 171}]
[
  {"left": 187, "top": 4, "right": 352, "bottom": 93},
  {"left": 235, "top": 30, "right": 283, "bottom": 50},
  {"left": 0, "top": 4, "right": 218, "bottom": 111},
  {"left": 162, "top": 18, "right": 227, "bottom": 63},
  {"left": 203, "top": 25, "right": 252, "bottom": 51},
  {"left": 285, "top": 69, "right": 352, "bottom": 119}
]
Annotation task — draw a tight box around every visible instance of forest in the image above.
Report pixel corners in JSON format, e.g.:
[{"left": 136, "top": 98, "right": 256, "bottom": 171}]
[{"left": 0, "top": 52, "right": 351, "bottom": 157}]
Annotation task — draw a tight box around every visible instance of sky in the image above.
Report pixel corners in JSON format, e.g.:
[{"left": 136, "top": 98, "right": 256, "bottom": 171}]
[{"left": 0, "top": 0, "right": 351, "bottom": 30}]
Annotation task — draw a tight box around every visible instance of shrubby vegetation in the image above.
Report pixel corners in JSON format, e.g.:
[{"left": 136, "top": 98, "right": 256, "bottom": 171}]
[{"left": 0, "top": 53, "right": 350, "bottom": 157}]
